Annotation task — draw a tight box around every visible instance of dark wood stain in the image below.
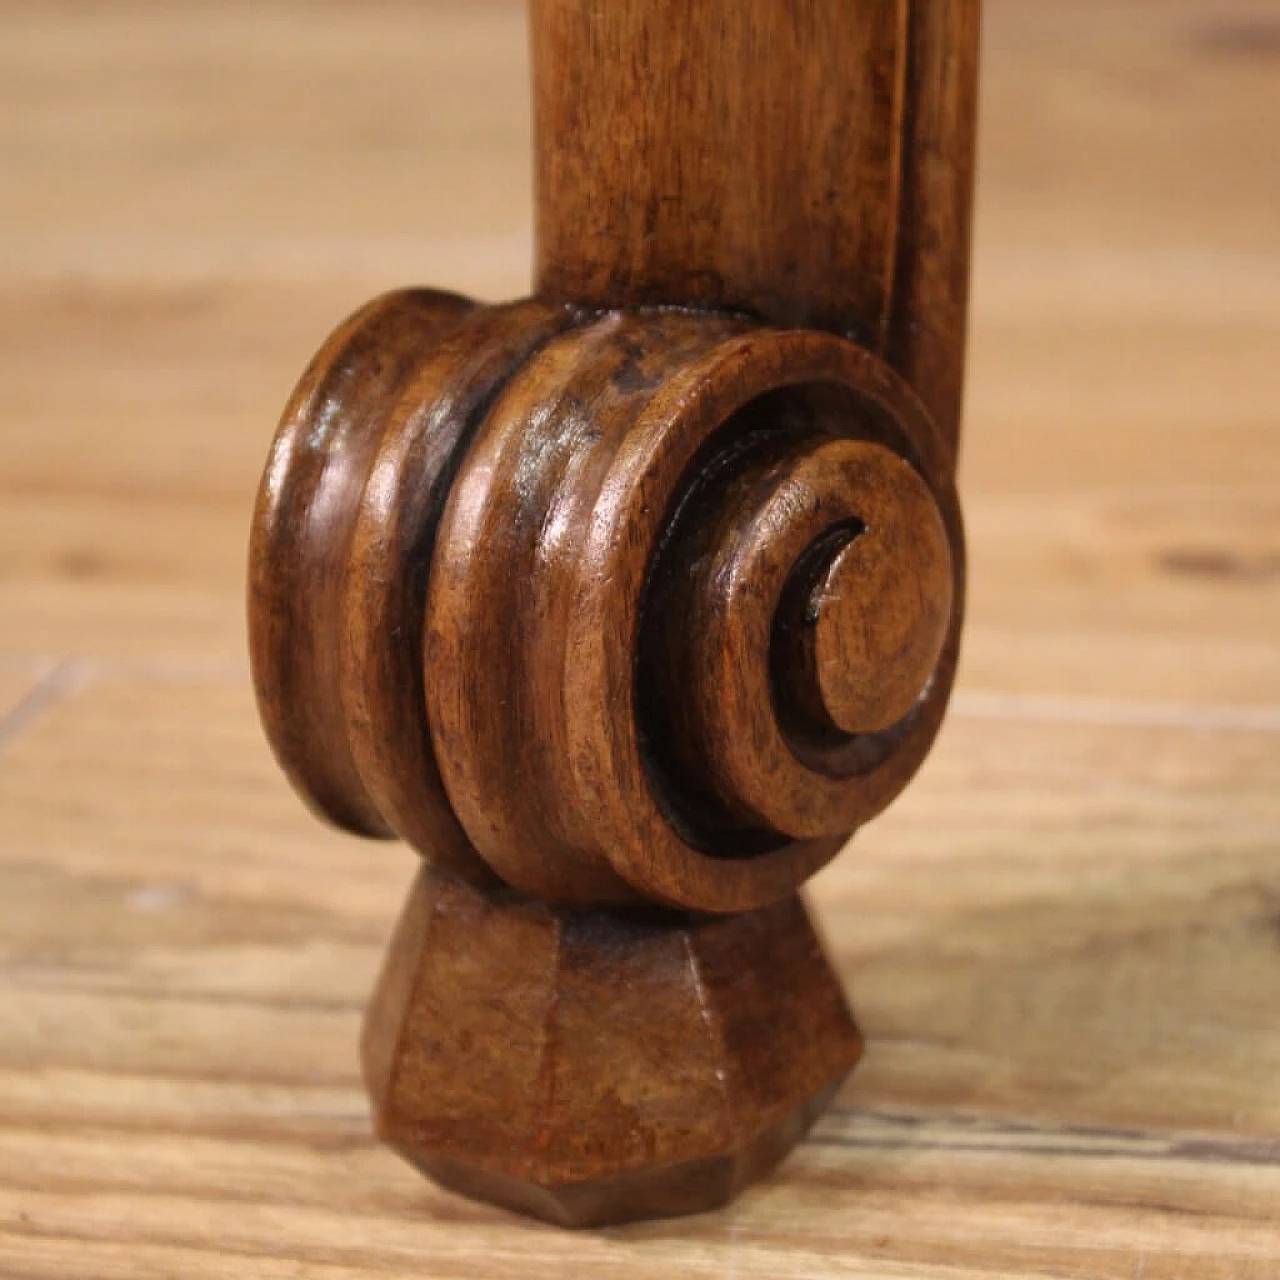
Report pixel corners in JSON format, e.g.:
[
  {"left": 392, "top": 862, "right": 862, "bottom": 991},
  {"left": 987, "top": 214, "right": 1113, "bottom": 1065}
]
[
  {"left": 1156, "top": 547, "right": 1280, "bottom": 583},
  {"left": 1191, "top": 17, "right": 1280, "bottom": 61},
  {"left": 247, "top": 0, "right": 978, "bottom": 1228}
]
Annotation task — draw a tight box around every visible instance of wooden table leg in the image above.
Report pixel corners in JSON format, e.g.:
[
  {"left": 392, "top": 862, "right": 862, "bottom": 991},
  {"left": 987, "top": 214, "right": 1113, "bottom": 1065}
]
[{"left": 248, "top": 0, "right": 979, "bottom": 1227}]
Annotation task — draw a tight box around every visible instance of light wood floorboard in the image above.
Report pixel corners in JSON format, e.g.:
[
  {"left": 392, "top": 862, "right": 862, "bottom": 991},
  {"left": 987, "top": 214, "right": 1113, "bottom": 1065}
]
[{"left": 0, "top": 1, "right": 1277, "bottom": 1275}]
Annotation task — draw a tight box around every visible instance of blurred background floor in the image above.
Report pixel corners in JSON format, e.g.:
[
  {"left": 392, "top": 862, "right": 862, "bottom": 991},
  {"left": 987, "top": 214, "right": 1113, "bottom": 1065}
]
[{"left": 1, "top": 2, "right": 1278, "bottom": 1276}]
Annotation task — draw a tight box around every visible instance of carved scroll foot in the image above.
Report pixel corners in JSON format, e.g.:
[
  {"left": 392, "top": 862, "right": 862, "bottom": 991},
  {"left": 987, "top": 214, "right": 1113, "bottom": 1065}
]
[
  {"left": 249, "top": 0, "right": 978, "bottom": 1226},
  {"left": 250, "top": 288, "right": 961, "bottom": 1222},
  {"left": 362, "top": 865, "right": 861, "bottom": 1228}
]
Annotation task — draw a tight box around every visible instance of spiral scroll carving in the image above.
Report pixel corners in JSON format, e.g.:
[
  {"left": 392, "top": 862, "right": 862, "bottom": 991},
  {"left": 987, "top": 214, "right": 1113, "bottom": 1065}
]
[{"left": 249, "top": 293, "right": 964, "bottom": 913}]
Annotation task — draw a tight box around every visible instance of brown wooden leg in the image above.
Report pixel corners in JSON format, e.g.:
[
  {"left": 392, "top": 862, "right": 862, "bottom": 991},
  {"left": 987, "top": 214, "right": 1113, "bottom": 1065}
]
[{"left": 249, "top": 0, "right": 978, "bottom": 1227}]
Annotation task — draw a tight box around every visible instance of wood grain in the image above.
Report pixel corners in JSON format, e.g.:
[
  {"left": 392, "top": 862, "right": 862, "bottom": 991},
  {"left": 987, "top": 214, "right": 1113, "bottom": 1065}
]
[
  {"left": 361, "top": 866, "right": 861, "bottom": 1227},
  {"left": 0, "top": 0, "right": 1278, "bottom": 1273},
  {"left": 532, "top": 0, "right": 910, "bottom": 342},
  {"left": 531, "top": 0, "right": 978, "bottom": 453},
  {"left": 251, "top": 0, "right": 975, "bottom": 1214},
  {"left": 0, "top": 678, "right": 1276, "bottom": 1276}
]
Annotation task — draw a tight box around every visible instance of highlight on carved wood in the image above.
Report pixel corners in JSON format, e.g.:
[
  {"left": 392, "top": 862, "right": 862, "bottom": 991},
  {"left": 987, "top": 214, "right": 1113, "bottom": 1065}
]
[{"left": 248, "top": 0, "right": 978, "bottom": 1228}]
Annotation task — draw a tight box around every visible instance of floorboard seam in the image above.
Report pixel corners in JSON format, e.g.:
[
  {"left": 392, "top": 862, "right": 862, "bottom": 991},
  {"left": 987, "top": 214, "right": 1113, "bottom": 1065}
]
[{"left": 0, "top": 658, "right": 94, "bottom": 757}]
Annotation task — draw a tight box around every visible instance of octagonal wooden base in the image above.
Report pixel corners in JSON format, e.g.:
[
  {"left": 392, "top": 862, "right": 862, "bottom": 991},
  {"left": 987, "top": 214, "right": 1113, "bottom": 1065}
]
[{"left": 362, "top": 865, "right": 862, "bottom": 1228}]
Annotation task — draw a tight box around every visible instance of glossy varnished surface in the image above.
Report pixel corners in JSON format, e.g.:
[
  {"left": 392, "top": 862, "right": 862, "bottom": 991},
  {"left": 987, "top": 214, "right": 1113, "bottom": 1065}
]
[
  {"left": 246, "top": 0, "right": 972, "bottom": 924},
  {"left": 249, "top": 0, "right": 974, "bottom": 1216},
  {"left": 1, "top": 0, "right": 1279, "bottom": 1274}
]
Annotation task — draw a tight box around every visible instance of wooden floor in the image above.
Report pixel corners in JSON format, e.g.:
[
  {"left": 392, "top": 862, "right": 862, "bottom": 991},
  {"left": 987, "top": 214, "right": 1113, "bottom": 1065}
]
[{"left": 2, "top": 2, "right": 1278, "bottom": 1275}]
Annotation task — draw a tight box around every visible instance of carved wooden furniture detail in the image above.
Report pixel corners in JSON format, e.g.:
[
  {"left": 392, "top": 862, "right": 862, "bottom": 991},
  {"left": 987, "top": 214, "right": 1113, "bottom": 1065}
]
[{"left": 249, "top": 0, "right": 978, "bottom": 1227}]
